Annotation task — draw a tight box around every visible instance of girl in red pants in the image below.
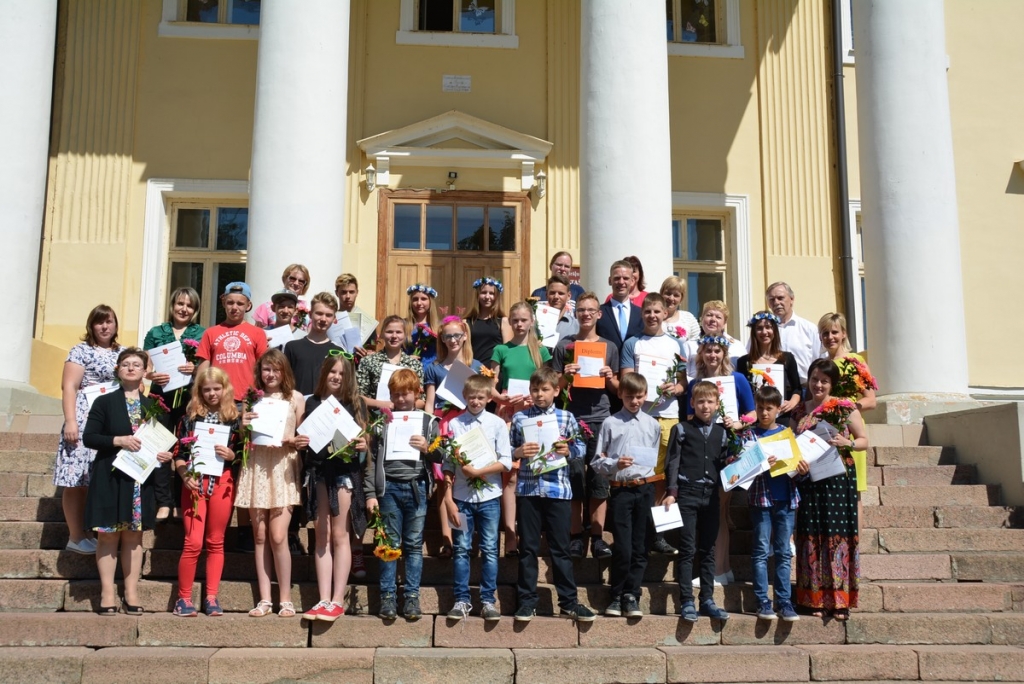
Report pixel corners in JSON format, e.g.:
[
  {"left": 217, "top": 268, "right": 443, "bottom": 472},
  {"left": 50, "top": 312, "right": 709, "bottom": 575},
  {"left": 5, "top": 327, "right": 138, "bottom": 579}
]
[{"left": 171, "top": 367, "right": 243, "bottom": 617}]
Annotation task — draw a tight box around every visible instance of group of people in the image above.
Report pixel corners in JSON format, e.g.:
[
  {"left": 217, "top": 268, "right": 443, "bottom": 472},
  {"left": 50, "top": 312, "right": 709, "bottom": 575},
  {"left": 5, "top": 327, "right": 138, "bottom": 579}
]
[{"left": 55, "top": 253, "right": 876, "bottom": 624}]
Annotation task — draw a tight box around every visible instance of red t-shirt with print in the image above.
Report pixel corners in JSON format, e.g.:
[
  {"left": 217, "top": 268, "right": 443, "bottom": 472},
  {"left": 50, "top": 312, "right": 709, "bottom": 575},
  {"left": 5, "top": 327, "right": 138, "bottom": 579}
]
[{"left": 196, "top": 322, "right": 269, "bottom": 401}]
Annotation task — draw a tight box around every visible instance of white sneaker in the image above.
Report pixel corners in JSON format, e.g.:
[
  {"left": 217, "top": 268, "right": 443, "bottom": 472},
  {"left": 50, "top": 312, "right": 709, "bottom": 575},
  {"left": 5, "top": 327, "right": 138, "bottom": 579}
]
[
  {"left": 713, "top": 570, "right": 734, "bottom": 586},
  {"left": 692, "top": 576, "right": 724, "bottom": 587},
  {"left": 66, "top": 538, "right": 97, "bottom": 555}
]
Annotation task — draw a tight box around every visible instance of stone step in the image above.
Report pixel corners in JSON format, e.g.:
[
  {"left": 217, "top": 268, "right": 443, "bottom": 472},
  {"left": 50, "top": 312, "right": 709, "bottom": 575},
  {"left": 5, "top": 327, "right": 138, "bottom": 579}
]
[
  {"left": 878, "top": 484, "right": 1000, "bottom": 507},
  {"left": 865, "top": 422, "right": 926, "bottom": 447},
  {"left": 0, "top": 473, "right": 56, "bottom": 498},
  {"left": 845, "top": 612, "right": 1024, "bottom": 646},
  {"left": 881, "top": 464, "right": 975, "bottom": 486},
  {"left": 873, "top": 446, "right": 953, "bottom": 467},
  {"left": 877, "top": 528, "right": 1024, "bottom": 553},
  {"left": 0, "top": 433, "right": 60, "bottom": 452},
  {"left": 952, "top": 553, "right": 1024, "bottom": 582},
  {"left": 861, "top": 505, "right": 1024, "bottom": 529},
  {"left": 0, "top": 497, "right": 62, "bottom": 522},
  {"left": 0, "top": 452, "right": 55, "bottom": 475},
  {"left": 873, "top": 582, "right": 1020, "bottom": 613}
]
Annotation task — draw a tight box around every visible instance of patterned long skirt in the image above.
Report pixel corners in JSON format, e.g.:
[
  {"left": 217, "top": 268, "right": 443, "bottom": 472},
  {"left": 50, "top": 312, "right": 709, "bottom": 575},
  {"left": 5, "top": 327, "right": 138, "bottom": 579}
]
[{"left": 795, "top": 458, "right": 860, "bottom": 610}]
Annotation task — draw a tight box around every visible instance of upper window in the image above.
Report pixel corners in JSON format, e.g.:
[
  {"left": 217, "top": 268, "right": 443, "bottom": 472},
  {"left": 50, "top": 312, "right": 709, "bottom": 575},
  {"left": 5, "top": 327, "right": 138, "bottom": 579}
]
[
  {"left": 666, "top": 0, "right": 743, "bottom": 59},
  {"left": 159, "top": 0, "right": 260, "bottom": 39},
  {"left": 671, "top": 215, "right": 730, "bottom": 318},
  {"left": 418, "top": 0, "right": 498, "bottom": 33},
  {"left": 397, "top": 0, "right": 518, "bottom": 49},
  {"left": 184, "top": 0, "right": 261, "bottom": 25},
  {"left": 392, "top": 201, "right": 518, "bottom": 253}
]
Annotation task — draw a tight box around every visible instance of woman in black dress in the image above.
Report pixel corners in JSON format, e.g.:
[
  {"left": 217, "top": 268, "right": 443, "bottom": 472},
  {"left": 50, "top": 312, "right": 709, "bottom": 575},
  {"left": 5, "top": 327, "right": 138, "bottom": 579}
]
[
  {"left": 466, "top": 277, "right": 511, "bottom": 366},
  {"left": 735, "top": 311, "right": 803, "bottom": 417}
]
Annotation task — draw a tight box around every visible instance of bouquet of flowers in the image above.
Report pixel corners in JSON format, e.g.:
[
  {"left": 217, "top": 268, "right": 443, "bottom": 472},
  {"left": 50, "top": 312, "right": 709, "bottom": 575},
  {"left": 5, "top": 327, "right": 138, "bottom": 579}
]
[
  {"left": 293, "top": 308, "right": 308, "bottom": 331},
  {"left": 525, "top": 297, "right": 545, "bottom": 342},
  {"left": 559, "top": 342, "right": 575, "bottom": 409},
  {"left": 142, "top": 395, "right": 170, "bottom": 424},
  {"left": 368, "top": 506, "right": 401, "bottom": 561},
  {"left": 718, "top": 401, "right": 756, "bottom": 460},
  {"left": 646, "top": 353, "right": 686, "bottom": 414},
  {"left": 411, "top": 323, "right": 436, "bottom": 358},
  {"left": 240, "top": 387, "right": 264, "bottom": 468},
  {"left": 810, "top": 397, "right": 858, "bottom": 432},
  {"left": 748, "top": 367, "right": 776, "bottom": 388},
  {"left": 834, "top": 357, "right": 878, "bottom": 399},
  {"left": 330, "top": 407, "right": 393, "bottom": 461},
  {"left": 443, "top": 436, "right": 495, "bottom": 493}
]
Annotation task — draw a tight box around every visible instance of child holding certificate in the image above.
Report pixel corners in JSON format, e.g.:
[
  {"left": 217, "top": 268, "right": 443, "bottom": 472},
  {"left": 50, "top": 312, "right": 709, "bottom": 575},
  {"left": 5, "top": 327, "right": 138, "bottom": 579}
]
[
  {"left": 237, "top": 349, "right": 307, "bottom": 617},
  {"left": 442, "top": 374, "right": 512, "bottom": 622},
  {"left": 301, "top": 355, "right": 369, "bottom": 622},
  {"left": 363, "top": 369, "right": 441, "bottom": 621},
  {"left": 662, "top": 381, "right": 730, "bottom": 624},
  {"left": 747, "top": 385, "right": 807, "bottom": 623},
  {"left": 171, "top": 367, "right": 243, "bottom": 617},
  {"left": 356, "top": 315, "right": 424, "bottom": 412},
  {"left": 590, "top": 373, "right": 661, "bottom": 618},
  {"left": 509, "top": 367, "right": 594, "bottom": 623}
]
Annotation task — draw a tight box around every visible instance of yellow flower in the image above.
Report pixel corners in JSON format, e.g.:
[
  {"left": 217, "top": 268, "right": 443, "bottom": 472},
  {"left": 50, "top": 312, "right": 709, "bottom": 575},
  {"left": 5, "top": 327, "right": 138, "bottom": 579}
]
[
  {"left": 429, "top": 436, "right": 443, "bottom": 452},
  {"left": 478, "top": 367, "right": 495, "bottom": 379}
]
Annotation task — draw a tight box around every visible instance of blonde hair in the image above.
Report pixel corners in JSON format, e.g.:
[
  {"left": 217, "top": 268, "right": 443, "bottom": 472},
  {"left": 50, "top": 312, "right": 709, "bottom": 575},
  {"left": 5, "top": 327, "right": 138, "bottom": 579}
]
[
  {"left": 695, "top": 340, "right": 734, "bottom": 379},
  {"left": 508, "top": 301, "right": 543, "bottom": 369},
  {"left": 309, "top": 291, "right": 339, "bottom": 313},
  {"left": 282, "top": 264, "right": 311, "bottom": 296},
  {"left": 701, "top": 299, "right": 730, "bottom": 322},
  {"left": 334, "top": 273, "right": 358, "bottom": 290},
  {"left": 435, "top": 318, "right": 475, "bottom": 367},
  {"left": 407, "top": 290, "right": 440, "bottom": 332},
  {"left": 188, "top": 367, "right": 239, "bottom": 422},
  {"left": 165, "top": 287, "right": 201, "bottom": 325},
  {"left": 818, "top": 312, "right": 853, "bottom": 356},
  {"left": 659, "top": 276, "right": 686, "bottom": 299}
]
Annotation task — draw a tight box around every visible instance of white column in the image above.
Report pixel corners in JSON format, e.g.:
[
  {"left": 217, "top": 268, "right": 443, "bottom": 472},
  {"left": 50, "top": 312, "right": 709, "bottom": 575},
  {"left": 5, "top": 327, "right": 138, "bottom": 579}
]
[
  {"left": 579, "top": 0, "right": 673, "bottom": 293},
  {"left": 853, "top": 0, "right": 969, "bottom": 396},
  {"left": 247, "top": 0, "right": 350, "bottom": 304},
  {"left": 0, "top": 1, "right": 57, "bottom": 385}
]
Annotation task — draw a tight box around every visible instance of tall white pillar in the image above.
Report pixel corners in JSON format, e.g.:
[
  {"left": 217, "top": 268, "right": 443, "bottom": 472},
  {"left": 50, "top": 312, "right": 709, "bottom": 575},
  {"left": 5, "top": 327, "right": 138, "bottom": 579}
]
[
  {"left": 579, "top": 0, "right": 673, "bottom": 293},
  {"left": 0, "top": 1, "right": 57, "bottom": 385},
  {"left": 853, "top": 0, "right": 970, "bottom": 396},
  {"left": 247, "top": 0, "right": 350, "bottom": 304}
]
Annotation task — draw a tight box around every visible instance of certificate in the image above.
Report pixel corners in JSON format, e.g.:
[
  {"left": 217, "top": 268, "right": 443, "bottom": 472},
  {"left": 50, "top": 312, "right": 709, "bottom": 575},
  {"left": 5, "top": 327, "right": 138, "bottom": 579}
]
[
  {"left": 112, "top": 420, "right": 177, "bottom": 483},
  {"left": 385, "top": 411, "right": 425, "bottom": 461},
  {"left": 83, "top": 382, "right": 119, "bottom": 410},
  {"left": 297, "top": 396, "right": 361, "bottom": 453},
  {"left": 148, "top": 341, "right": 191, "bottom": 392},
  {"left": 752, "top": 363, "right": 786, "bottom": 396},
  {"left": 449, "top": 512, "right": 469, "bottom": 532},
  {"left": 636, "top": 354, "right": 672, "bottom": 403},
  {"left": 795, "top": 429, "right": 831, "bottom": 465},
  {"left": 436, "top": 360, "right": 476, "bottom": 410},
  {"left": 651, "top": 504, "right": 684, "bottom": 533},
  {"left": 807, "top": 421, "right": 845, "bottom": 481},
  {"left": 535, "top": 304, "right": 562, "bottom": 347},
  {"left": 706, "top": 375, "right": 739, "bottom": 421},
  {"left": 521, "top": 413, "right": 561, "bottom": 450},
  {"left": 375, "top": 363, "right": 403, "bottom": 402},
  {"left": 192, "top": 421, "right": 231, "bottom": 477},
  {"left": 506, "top": 378, "right": 532, "bottom": 398},
  {"left": 721, "top": 440, "right": 769, "bottom": 492},
  {"left": 453, "top": 425, "right": 498, "bottom": 469},
  {"left": 527, "top": 451, "right": 568, "bottom": 476},
  {"left": 327, "top": 316, "right": 360, "bottom": 352},
  {"left": 350, "top": 310, "right": 379, "bottom": 346},
  {"left": 572, "top": 341, "right": 607, "bottom": 390},
  {"left": 264, "top": 325, "right": 296, "bottom": 350},
  {"left": 759, "top": 428, "right": 801, "bottom": 476},
  {"left": 629, "top": 446, "right": 659, "bottom": 469},
  {"left": 249, "top": 397, "right": 290, "bottom": 447}
]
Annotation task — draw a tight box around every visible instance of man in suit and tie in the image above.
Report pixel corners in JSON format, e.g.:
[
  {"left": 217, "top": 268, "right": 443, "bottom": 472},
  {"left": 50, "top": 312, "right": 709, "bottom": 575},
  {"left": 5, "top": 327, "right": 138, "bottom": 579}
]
[{"left": 597, "top": 260, "right": 645, "bottom": 353}]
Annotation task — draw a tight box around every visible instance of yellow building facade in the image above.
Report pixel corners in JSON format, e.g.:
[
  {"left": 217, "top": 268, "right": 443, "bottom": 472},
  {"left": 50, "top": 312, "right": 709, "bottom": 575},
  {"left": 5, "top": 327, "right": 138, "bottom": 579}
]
[{"left": 20, "top": 0, "right": 1024, "bottom": 397}]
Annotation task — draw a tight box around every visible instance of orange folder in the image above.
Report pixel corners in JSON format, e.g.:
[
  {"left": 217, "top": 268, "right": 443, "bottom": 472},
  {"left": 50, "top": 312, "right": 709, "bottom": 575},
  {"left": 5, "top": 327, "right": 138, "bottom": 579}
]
[{"left": 572, "top": 341, "right": 608, "bottom": 389}]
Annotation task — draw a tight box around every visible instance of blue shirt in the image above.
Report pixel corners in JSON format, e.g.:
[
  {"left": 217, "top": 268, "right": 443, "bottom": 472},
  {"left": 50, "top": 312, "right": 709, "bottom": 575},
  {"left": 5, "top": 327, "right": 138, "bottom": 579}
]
[
  {"left": 748, "top": 424, "right": 801, "bottom": 509},
  {"left": 509, "top": 404, "right": 585, "bottom": 499}
]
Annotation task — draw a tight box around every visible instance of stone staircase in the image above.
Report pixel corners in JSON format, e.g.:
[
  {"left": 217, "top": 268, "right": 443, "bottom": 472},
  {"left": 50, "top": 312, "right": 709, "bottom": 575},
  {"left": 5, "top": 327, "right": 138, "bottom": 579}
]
[{"left": 2, "top": 424, "right": 1024, "bottom": 683}]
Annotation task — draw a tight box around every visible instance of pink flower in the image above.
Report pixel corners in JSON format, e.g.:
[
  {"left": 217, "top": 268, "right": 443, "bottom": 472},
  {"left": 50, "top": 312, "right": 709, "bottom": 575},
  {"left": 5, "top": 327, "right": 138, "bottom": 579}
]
[
  {"left": 675, "top": 326, "right": 687, "bottom": 339},
  {"left": 380, "top": 407, "right": 394, "bottom": 423},
  {"left": 183, "top": 339, "right": 200, "bottom": 349}
]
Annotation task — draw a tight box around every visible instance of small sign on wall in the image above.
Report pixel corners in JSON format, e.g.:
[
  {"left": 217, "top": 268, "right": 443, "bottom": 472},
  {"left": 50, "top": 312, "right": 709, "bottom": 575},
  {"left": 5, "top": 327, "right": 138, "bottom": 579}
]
[
  {"left": 567, "top": 265, "right": 581, "bottom": 285},
  {"left": 442, "top": 75, "right": 472, "bottom": 92}
]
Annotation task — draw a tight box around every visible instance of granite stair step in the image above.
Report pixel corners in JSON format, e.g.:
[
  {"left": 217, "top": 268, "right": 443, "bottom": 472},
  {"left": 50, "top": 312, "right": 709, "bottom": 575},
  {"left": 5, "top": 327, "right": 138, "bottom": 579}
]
[
  {"left": 873, "top": 446, "right": 954, "bottom": 467},
  {"left": 861, "top": 505, "right": 1024, "bottom": 529},
  {"left": 0, "top": 452, "right": 55, "bottom": 475},
  {"left": 881, "top": 464, "right": 975, "bottom": 486},
  {"left": 0, "top": 473, "right": 57, "bottom": 498},
  {"left": 877, "top": 485, "right": 1000, "bottom": 507}
]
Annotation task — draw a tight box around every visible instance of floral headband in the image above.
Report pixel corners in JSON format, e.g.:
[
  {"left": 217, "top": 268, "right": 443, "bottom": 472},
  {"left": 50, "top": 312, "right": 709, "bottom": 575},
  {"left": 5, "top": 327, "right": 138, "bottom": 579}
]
[
  {"left": 698, "top": 335, "right": 731, "bottom": 347},
  {"left": 406, "top": 284, "right": 438, "bottom": 298},
  {"left": 747, "top": 311, "right": 781, "bottom": 327},
  {"left": 472, "top": 277, "right": 504, "bottom": 293}
]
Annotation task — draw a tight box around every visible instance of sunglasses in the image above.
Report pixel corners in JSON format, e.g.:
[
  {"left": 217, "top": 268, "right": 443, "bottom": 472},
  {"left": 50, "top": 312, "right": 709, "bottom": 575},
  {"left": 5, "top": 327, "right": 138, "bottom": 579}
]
[
  {"left": 287, "top": 276, "right": 307, "bottom": 285},
  {"left": 328, "top": 349, "right": 354, "bottom": 360}
]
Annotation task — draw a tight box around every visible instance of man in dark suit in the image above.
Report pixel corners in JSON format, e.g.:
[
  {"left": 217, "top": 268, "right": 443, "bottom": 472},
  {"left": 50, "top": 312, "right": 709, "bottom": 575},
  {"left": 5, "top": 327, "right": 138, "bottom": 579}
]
[{"left": 596, "top": 260, "right": 644, "bottom": 352}]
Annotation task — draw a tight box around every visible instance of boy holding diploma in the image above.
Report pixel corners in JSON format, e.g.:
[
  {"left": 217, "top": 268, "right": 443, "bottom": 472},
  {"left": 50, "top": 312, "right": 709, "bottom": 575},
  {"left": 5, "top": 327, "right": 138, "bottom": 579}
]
[
  {"left": 442, "top": 374, "right": 512, "bottom": 622},
  {"left": 748, "top": 385, "right": 807, "bottom": 622},
  {"left": 590, "top": 373, "right": 661, "bottom": 618}
]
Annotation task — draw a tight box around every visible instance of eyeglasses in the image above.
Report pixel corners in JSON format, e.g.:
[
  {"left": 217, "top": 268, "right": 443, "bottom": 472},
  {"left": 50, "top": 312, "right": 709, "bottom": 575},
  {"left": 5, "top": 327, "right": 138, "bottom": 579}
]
[
  {"left": 441, "top": 333, "right": 464, "bottom": 341},
  {"left": 576, "top": 308, "right": 599, "bottom": 315},
  {"left": 287, "top": 276, "right": 307, "bottom": 285},
  {"left": 328, "top": 349, "right": 354, "bottom": 360}
]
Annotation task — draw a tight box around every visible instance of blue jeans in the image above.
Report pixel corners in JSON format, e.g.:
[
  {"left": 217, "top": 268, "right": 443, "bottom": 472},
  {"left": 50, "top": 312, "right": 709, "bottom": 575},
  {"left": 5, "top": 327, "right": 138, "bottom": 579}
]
[
  {"left": 452, "top": 497, "right": 501, "bottom": 604},
  {"left": 378, "top": 479, "right": 427, "bottom": 596},
  {"left": 750, "top": 503, "right": 796, "bottom": 606}
]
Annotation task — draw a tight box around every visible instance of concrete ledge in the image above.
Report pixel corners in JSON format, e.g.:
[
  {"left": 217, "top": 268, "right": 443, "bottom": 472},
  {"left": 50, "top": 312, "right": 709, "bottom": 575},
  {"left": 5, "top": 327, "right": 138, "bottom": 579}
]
[
  {"left": 862, "top": 393, "right": 980, "bottom": 425},
  {"left": 916, "top": 644, "right": 1024, "bottom": 681},
  {"left": 845, "top": 613, "right": 990, "bottom": 645},
  {"left": 0, "top": 613, "right": 138, "bottom": 647},
  {"left": 136, "top": 612, "right": 307, "bottom": 648},
  {"left": 82, "top": 646, "right": 213, "bottom": 684},
  {"left": 433, "top": 615, "right": 577, "bottom": 648},
  {"left": 578, "top": 614, "right": 720, "bottom": 647},
  {"left": 514, "top": 647, "right": 666, "bottom": 683},
  {"left": 374, "top": 647, "right": 514, "bottom": 684},
  {"left": 0, "top": 646, "right": 91, "bottom": 683},
  {"left": 660, "top": 644, "right": 809, "bottom": 682},
  {"left": 720, "top": 614, "right": 846, "bottom": 645},
  {"left": 0, "top": 578, "right": 66, "bottom": 611},
  {"left": 208, "top": 647, "right": 375, "bottom": 684},
  {"left": 310, "top": 615, "right": 433, "bottom": 648},
  {"left": 800, "top": 644, "right": 919, "bottom": 681}
]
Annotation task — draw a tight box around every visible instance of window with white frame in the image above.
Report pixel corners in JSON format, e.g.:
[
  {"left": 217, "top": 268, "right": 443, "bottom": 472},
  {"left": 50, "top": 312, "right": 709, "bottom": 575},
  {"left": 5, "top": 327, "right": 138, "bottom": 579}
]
[
  {"left": 182, "top": 0, "right": 260, "bottom": 25},
  {"left": 666, "top": 0, "right": 743, "bottom": 59},
  {"left": 167, "top": 202, "right": 248, "bottom": 327},
  {"left": 840, "top": 0, "right": 855, "bottom": 64},
  {"left": 397, "top": 0, "right": 517, "bottom": 48},
  {"left": 671, "top": 214, "right": 731, "bottom": 318},
  {"left": 854, "top": 209, "right": 867, "bottom": 349},
  {"left": 159, "top": 0, "right": 260, "bottom": 39}
]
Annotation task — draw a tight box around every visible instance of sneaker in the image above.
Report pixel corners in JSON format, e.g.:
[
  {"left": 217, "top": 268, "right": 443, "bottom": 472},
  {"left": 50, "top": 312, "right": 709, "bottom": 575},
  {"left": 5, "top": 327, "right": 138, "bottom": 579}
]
[
  {"left": 319, "top": 602, "right": 345, "bottom": 622},
  {"left": 604, "top": 597, "right": 623, "bottom": 617},
  {"left": 65, "top": 538, "right": 97, "bottom": 555},
  {"left": 692, "top": 576, "right": 724, "bottom": 587},
  {"left": 204, "top": 596, "right": 223, "bottom": 617},
  {"left": 699, "top": 600, "right": 730, "bottom": 621},
  {"left": 514, "top": 605, "right": 536, "bottom": 622},
  {"left": 481, "top": 602, "right": 502, "bottom": 621},
  {"left": 560, "top": 604, "right": 596, "bottom": 622},
  {"left": 288, "top": 533, "right": 304, "bottom": 556},
  {"left": 756, "top": 600, "right": 778, "bottom": 621},
  {"left": 403, "top": 594, "right": 422, "bottom": 621},
  {"left": 651, "top": 538, "right": 678, "bottom": 556},
  {"left": 778, "top": 601, "right": 800, "bottom": 622},
  {"left": 379, "top": 593, "right": 398, "bottom": 620},
  {"left": 304, "top": 600, "right": 330, "bottom": 620},
  {"left": 622, "top": 594, "right": 643, "bottom": 618},
  {"left": 351, "top": 547, "right": 367, "bottom": 580},
  {"left": 569, "top": 536, "right": 586, "bottom": 558},
  {"left": 591, "top": 538, "right": 613, "bottom": 558},
  {"left": 679, "top": 601, "right": 698, "bottom": 623},
  {"left": 173, "top": 597, "right": 197, "bottom": 617},
  {"left": 447, "top": 601, "right": 472, "bottom": 621}
]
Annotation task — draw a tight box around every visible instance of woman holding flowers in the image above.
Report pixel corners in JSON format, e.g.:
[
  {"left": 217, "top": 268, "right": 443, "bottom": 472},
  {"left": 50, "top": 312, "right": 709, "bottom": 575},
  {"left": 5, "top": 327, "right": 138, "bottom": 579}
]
[
  {"left": 466, "top": 277, "right": 512, "bottom": 366},
  {"left": 83, "top": 348, "right": 173, "bottom": 615},
  {"left": 736, "top": 311, "right": 803, "bottom": 416},
  {"left": 357, "top": 315, "right": 425, "bottom": 411},
  {"left": 659, "top": 276, "right": 700, "bottom": 343},
  {"left": 237, "top": 348, "right": 306, "bottom": 618},
  {"left": 171, "top": 367, "right": 243, "bottom": 617},
  {"left": 301, "top": 354, "right": 369, "bottom": 621},
  {"left": 143, "top": 286, "right": 204, "bottom": 522},
  {"left": 792, "top": 358, "right": 868, "bottom": 620},
  {"left": 404, "top": 284, "right": 440, "bottom": 365}
]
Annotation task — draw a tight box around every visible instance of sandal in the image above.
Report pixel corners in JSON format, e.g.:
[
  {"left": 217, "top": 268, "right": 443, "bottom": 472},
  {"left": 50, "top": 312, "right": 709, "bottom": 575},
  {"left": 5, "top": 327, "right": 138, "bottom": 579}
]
[
  {"left": 810, "top": 609, "right": 826, "bottom": 618},
  {"left": 833, "top": 608, "right": 850, "bottom": 621},
  {"left": 278, "top": 601, "right": 296, "bottom": 618},
  {"left": 248, "top": 600, "right": 273, "bottom": 617},
  {"left": 97, "top": 604, "right": 118, "bottom": 616},
  {"left": 122, "top": 602, "right": 144, "bottom": 616}
]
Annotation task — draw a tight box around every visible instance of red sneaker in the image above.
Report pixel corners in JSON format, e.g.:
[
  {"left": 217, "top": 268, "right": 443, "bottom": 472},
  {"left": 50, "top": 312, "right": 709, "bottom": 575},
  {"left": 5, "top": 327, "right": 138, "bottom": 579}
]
[
  {"left": 319, "top": 602, "right": 345, "bottom": 622},
  {"left": 351, "top": 548, "right": 367, "bottom": 580},
  {"left": 303, "top": 600, "right": 330, "bottom": 620}
]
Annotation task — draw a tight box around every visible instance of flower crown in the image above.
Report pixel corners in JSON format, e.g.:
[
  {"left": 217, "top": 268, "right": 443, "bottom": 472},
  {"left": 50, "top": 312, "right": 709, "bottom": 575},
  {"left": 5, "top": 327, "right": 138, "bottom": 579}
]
[
  {"left": 747, "top": 311, "right": 781, "bottom": 327},
  {"left": 440, "top": 315, "right": 463, "bottom": 326},
  {"left": 698, "top": 335, "right": 731, "bottom": 347},
  {"left": 406, "top": 284, "right": 438, "bottom": 298},
  {"left": 472, "top": 277, "right": 504, "bottom": 293}
]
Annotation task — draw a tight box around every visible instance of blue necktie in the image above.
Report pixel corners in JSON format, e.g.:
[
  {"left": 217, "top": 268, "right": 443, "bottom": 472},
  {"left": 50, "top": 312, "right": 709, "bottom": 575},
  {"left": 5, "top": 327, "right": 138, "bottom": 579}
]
[{"left": 618, "top": 303, "right": 628, "bottom": 340}]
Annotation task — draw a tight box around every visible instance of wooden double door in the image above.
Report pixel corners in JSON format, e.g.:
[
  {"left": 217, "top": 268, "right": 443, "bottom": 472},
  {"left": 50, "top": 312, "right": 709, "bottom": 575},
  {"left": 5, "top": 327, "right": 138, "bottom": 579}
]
[{"left": 376, "top": 190, "right": 531, "bottom": 319}]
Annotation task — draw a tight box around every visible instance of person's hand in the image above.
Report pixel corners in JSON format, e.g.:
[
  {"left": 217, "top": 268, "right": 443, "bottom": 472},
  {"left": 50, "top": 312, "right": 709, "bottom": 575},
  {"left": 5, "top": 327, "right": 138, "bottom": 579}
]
[
  {"left": 828, "top": 434, "right": 853, "bottom": 449},
  {"left": 183, "top": 474, "right": 201, "bottom": 492},
  {"left": 214, "top": 444, "right": 235, "bottom": 462},
  {"left": 662, "top": 495, "right": 676, "bottom": 508},
  {"left": 149, "top": 372, "right": 171, "bottom": 387},
  {"left": 722, "top": 415, "right": 737, "bottom": 430},
  {"left": 518, "top": 442, "right": 540, "bottom": 460},
  {"left": 354, "top": 437, "right": 368, "bottom": 452},
  {"left": 553, "top": 441, "right": 570, "bottom": 456},
  {"left": 461, "top": 464, "right": 480, "bottom": 479},
  {"left": 378, "top": 401, "right": 394, "bottom": 411},
  {"left": 290, "top": 434, "right": 310, "bottom": 450},
  {"left": 766, "top": 455, "right": 778, "bottom": 466},
  {"left": 354, "top": 346, "right": 370, "bottom": 360},
  {"left": 177, "top": 363, "right": 196, "bottom": 376},
  {"left": 410, "top": 435, "right": 428, "bottom": 452},
  {"left": 658, "top": 382, "right": 674, "bottom": 396},
  {"left": 156, "top": 451, "right": 173, "bottom": 464},
  {"left": 795, "top": 459, "right": 810, "bottom": 476},
  {"left": 63, "top": 425, "right": 80, "bottom": 445},
  {"left": 366, "top": 499, "right": 379, "bottom": 515},
  {"left": 780, "top": 397, "right": 799, "bottom": 414},
  {"left": 446, "top": 501, "right": 461, "bottom": 528},
  {"left": 616, "top": 455, "right": 634, "bottom": 470},
  {"left": 565, "top": 363, "right": 580, "bottom": 375},
  {"left": 241, "top": 411, "right": 258, "bottom": 427},
  {"left": 116, "top": 435, "right": 143, "bottom": 451},
  {"left": 600, "top": 366, "right": 614, "bottom": 379}
]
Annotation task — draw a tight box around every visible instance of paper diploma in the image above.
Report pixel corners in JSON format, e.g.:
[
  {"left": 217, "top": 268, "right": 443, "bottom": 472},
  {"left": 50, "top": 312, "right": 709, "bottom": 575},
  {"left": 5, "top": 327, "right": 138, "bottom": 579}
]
[
  {"left": 707, "top": 375, "right": 739, "bottom": 422},
  {"left": 807, "top": 422, "right": 846, "bottom": 481},
  {"left": 629, "top": 446, "right": 659, "bottom": 469},
  {"left": 651, "top": 505, "right": 684, "bottom": 533},
  {"left": 297, "top": 396, "right": 362, "bottom": 453},
  {"left": 572, "top": 341, "right": 607, "bottom": 390},
  {"left": 436, "top": 360, "right": 476, "bottom": 410},
  {"left": 752, "top": 363, "right": 786, "bottom": 396},
  {"left": 83, "top": 382, "right": 119, "bottom": 411},
  {"left": 535, "top": 304, "right": 562, "bottom": 347},
  {"left": 327, "top": 316, "right": 361, "bottom": 352},
  {"left": 264, "top": 325, "right": 296, "bottom": 350},
  {"left": 148, "top": 341, "right": 191, "bottom": 392},
  {"left": 249, "top": 397, "right": 290, "bottom": 447},
  {"left": 112, "top": 420, "right": 177, "bottom": 483},
  {"left": 454, "top": 425, "right": 498, "bottom": 469},
  {"left": 192, "top": 421, "right": 231, "bottom": 477},
  {"left": 721, "top": 440, "right": 769, "bottom": 492},
  {"left": 636, "top": 354, "right": 673, "bottom": 403},
  {"left": 350, "top": 311, "right": 379, "bottom": 346},
  {"left": 521, "top": 413, "right": 561, "bottom": 450},
  {"left": 506, "top": 378, "right": 531, "bottom": 398},
  {"left": 386, "top": 411, "right": 425, "bottom": 460},
  {"left": 375, "top": 363, "right": 403, "bottom": 402}
]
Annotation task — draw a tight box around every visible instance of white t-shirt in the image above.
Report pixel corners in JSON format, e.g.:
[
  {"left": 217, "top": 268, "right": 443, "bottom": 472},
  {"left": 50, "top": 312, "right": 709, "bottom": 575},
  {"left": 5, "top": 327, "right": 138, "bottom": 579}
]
[
  {"left": 779, "top": 313, "right": 823, "bottom": 385},
  {"left": 443, "top": 410, "right": 512, "bottom": 504},
  {"left": 621, "top": 334, "right": 688, "bottom": 419}
]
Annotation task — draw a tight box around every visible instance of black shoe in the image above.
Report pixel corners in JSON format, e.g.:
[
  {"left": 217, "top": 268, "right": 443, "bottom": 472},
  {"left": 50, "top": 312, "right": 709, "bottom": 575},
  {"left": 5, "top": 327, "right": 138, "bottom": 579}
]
[
  {"left": 235, "top": 527, "right": 254, "bottom": 554},
  {"left": 403, "top": 594, "right": 422, "bottom": 621},
  {"left": 514, "top": 605, "right": 536, "bottom": 622},
  {"left": 569, "top": 536, "right": 586, "bottom": 558},
  {"left": 591, "top": 538, "right": 613, "bottom": 558},
  {"left": 622, "top": 594, "right": 643, "bottom": 618},
  {"left": 288, "top": 533, "right": 304, "bottom": 556},
  {"left": 679, "top": 601, "right": 698, "bottom": 623},
  {"left": 699, "top": 600, "right": 729, "bottom": 621},
  {"left": 650, "top": 538, "right": 678, "bottom": 556},
  {"left": 379, "top": 593, "right": 398, "bottom": 620},
  {"left": 559, "top": 604, "right": 596, "bottom": 622},
  {"left": 604, "top": 597, "right": 622, "bottom": 617}
]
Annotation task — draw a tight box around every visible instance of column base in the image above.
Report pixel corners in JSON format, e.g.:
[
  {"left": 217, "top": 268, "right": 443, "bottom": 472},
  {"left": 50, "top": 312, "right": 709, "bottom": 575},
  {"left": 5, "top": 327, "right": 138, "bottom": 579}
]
[
  {"left": 0, "top": 380, "right": 63, "bottom": 433},
  {"left": 861, "top": 392, "right": 982, "bottom": 425}
]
